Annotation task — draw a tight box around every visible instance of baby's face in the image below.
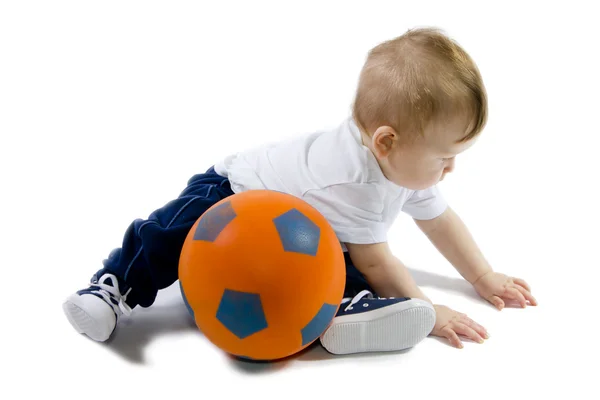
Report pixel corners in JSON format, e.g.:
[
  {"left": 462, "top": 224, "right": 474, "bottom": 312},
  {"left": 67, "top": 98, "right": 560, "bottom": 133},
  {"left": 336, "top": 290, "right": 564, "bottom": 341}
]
[{"left": 372, "top": 118, "right": 476, "bottom": 190}]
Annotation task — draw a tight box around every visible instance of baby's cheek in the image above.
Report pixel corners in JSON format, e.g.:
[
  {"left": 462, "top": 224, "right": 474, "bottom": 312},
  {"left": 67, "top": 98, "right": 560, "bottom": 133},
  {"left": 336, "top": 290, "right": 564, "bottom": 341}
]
[{"left": 428, "top": 169, "right": 444, "bottom": 185}]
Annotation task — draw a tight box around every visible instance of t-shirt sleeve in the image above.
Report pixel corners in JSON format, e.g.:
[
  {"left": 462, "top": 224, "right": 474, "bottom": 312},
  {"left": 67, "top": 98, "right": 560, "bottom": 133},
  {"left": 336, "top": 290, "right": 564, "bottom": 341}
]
[
  {"left": 401, "top": 185, "right": 448, "bottom": 220},
  {"left": 301, "top": 183, "right": 387, "bottom": 244}
]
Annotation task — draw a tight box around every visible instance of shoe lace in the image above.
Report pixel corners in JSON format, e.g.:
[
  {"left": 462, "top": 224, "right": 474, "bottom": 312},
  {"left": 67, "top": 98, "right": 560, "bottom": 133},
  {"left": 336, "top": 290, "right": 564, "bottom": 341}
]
[
  {"left": 91, "top": 274, "right": 133, "bottom": 316},
  {"left": 340, "top": 289, "right": 374, "bottom": 312}
]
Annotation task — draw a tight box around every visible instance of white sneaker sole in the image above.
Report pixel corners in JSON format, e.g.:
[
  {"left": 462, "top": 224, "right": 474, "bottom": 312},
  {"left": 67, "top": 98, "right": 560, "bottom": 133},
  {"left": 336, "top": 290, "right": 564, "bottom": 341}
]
[
  {"left": 62, "top": 294, "right": 115, "bottom": 342},
  {"left": 320, "top": 298, "right": 435, "bottom": 355}
]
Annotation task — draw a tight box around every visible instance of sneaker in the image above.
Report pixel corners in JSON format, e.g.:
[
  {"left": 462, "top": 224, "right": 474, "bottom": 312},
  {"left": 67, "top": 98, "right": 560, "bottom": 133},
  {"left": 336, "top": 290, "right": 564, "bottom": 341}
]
[
  {"left": 62, "top": 273, "right": 132, "bottom": 342},
  {"left": 320, "top": 290, "right": 435, "bottom": 355}
]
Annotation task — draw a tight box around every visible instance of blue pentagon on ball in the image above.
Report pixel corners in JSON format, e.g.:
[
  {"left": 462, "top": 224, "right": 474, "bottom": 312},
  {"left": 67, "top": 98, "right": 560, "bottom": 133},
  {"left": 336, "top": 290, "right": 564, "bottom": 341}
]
[
  {"left": 193, "top": 200, "right": 237, "bottom": 242},
  {"left": 179, "top": 281, "right": 195, "bottom": 318},
  {"left": 216, "top": 289, "right": 268, "bottom": 339},
  {"left": 300, "top": 303, "right": 338, "bottom": 346},
  {"left": 273, "top": 208, "right": 320, "bottom": 256}
]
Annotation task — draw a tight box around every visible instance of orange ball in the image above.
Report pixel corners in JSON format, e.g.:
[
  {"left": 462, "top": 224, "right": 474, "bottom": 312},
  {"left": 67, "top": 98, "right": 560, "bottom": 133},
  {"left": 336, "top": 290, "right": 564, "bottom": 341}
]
[{"left": 178, "top": 190, "right": 345, "bottom": 360}]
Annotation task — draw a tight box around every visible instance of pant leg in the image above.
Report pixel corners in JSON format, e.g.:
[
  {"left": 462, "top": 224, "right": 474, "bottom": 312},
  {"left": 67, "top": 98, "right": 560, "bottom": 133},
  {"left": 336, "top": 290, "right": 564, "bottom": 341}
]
[
  {"left": 92, "top": 167, "right": 234, "bottom": 308},
  {"left": 342, "top": 251, "right": 377, "bottom": 298}
]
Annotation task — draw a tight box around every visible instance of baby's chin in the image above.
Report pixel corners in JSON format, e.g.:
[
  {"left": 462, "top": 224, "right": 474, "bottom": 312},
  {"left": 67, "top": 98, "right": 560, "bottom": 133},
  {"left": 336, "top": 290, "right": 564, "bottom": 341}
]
[
  {"left": 396, "top": 180, "right": 437, "bottom": 190},
  {"left": 388, "top": 174, "right": 441, "bottom": 190},
  {"left": 411, "top": 178, "right": 444, "bottom": 190}
]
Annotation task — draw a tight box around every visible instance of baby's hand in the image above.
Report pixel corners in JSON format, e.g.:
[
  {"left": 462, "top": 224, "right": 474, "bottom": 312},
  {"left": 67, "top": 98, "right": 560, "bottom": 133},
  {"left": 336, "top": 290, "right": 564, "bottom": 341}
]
[
  {"left": 431, "top": 304, "right": 488, "bottom": 348},
  {"left": 473, "top": 271, "right": 537, "bottom": 310}
]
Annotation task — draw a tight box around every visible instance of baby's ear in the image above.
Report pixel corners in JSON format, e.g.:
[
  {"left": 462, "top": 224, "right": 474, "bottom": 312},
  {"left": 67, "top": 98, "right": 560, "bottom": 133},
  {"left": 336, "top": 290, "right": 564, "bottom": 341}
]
[{"left": 372, "top": 126, "right": 397, "bottom": 157}]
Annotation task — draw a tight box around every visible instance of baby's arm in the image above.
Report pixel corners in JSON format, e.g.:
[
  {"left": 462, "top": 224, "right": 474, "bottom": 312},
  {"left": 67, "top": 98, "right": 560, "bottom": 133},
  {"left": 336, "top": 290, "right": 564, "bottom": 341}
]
[
  {"left": 415, "top": 207, "right": 536, "bottom": 309},
  {"left": 414, "top": 207, "right": 492, "bottom": 284},
  {"left": 345, "top": 241, "right": 431, "bottom": 302}
]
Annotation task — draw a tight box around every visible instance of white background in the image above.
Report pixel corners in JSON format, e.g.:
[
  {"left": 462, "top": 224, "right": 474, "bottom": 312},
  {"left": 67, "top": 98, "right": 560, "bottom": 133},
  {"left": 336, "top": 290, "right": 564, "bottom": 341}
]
[{"left": 1, "top": 1, "right": 599, "bottom": 399}]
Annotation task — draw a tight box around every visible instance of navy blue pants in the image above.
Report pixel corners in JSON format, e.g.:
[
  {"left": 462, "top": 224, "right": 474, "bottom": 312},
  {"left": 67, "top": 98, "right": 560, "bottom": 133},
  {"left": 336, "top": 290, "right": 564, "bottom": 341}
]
[{"left": 94, "top": 167, "right": 374, "bottom": 308}]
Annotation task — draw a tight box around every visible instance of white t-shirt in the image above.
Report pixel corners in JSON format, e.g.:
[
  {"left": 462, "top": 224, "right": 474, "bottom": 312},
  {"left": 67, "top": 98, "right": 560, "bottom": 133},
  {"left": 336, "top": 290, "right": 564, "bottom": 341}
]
[{"left": 214, "top": 117, "right": 448, "bottom": 245}]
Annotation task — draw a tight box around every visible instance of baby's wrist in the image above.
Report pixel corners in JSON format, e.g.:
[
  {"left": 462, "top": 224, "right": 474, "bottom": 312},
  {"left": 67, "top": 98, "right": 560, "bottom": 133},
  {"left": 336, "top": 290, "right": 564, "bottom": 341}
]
[{"left": 470, "top": 269, "right": 493, "bottom": 286}]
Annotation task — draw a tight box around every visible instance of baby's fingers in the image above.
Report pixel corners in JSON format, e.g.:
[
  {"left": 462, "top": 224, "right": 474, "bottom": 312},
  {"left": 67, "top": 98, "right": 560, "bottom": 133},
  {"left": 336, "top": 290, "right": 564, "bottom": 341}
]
[
  {"left": 506, "top": 287, "right": 527, "bottom": 308},
  {"left": 513, "top": 277, "right": 531, "bottom": 292},
  {"left": 442, "top": 326, "right": 464, "bottom": 349},
  {"left": 461, "top": 316, "right": 489, "bottom": 339},
  {"left": 488, "top": 295, "right": 505, "bottom": 310},
  {"left": 515, "top": 284, "right": 538, "bottom": 306},
  {"left": 454, "top": 323, "right": 485, "bottom": 344}
]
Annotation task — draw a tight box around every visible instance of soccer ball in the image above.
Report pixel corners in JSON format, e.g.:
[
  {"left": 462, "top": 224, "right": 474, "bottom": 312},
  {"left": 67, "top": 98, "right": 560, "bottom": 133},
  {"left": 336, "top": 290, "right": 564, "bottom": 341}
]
[{"left": 178, "top": 190, "right": 345, "bottom": 360}]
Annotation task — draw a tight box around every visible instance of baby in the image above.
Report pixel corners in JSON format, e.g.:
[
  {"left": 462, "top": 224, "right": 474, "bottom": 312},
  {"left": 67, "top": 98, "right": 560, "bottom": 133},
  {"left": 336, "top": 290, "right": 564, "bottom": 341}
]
[{"left": 63, "top": 27, "right": 536, "bottom": 355}]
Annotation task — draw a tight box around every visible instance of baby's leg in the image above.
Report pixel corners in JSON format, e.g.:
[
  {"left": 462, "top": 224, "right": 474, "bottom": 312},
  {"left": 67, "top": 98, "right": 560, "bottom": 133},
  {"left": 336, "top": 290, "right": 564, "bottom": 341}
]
[
  {"left": 63, "top": 167, "right": 234, "bottom": 342},
  {"left": 319, "top": 252, "right": 436, "bottom": 355}
]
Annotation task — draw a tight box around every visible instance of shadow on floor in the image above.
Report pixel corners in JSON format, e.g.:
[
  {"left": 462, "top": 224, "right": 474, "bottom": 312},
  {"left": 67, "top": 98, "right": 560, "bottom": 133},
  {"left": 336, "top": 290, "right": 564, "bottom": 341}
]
[{"left": 94, "top": 269, "right": 498, "bottom": 367}]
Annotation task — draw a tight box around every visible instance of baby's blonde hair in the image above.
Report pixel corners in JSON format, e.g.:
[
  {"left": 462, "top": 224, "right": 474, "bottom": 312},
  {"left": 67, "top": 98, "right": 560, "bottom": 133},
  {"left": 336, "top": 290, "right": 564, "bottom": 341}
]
[{"left": 352, "top": 28, "right": 487, "bottom": 143}]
